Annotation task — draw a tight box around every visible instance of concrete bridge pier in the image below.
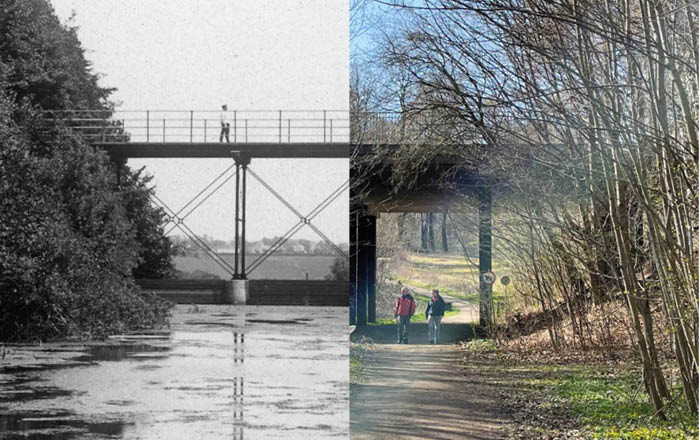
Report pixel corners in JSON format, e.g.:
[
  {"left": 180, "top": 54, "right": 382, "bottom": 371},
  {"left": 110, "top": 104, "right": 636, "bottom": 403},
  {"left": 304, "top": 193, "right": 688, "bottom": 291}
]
[
  {"left": 478, "top": 187, "right": 493, "bottom": 328},
  {"left": 223, "top": 279, "right": 249, "bottom": 304},
  {"left": 350, "top": 208, "right": 377, "bottom": 325}
]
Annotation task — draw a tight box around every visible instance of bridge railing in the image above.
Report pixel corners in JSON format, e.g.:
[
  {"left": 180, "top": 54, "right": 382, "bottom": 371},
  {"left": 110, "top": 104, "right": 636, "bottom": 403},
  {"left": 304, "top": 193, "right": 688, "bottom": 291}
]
[
  {"left": 44, "top": 109, "right": 349, "bottom": 143},
  {"left": 351, "top": 110, "right": 476, "bottom": 145}
]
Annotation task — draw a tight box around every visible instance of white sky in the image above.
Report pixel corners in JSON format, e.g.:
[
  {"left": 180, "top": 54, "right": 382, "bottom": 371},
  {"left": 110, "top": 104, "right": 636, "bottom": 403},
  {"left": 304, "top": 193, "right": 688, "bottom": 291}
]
[{"left": 50, "top": 0, "right": 349, "bottom": 243}]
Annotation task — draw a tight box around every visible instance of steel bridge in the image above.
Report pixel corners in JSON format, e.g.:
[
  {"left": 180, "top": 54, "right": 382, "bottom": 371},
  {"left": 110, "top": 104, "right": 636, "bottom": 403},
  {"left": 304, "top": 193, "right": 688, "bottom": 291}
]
[{"left": 47, "top": 109, "right": 349, "bottom": 305}]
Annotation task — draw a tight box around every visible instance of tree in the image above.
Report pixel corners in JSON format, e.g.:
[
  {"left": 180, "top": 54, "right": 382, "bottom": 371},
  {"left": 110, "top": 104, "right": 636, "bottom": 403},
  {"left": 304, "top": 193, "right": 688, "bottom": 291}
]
[
  {"left": 325, "top": 254, "right": 349, "bottom": 281},
  {"left": 0, "top": 0, "right": 175, "bottom": 340}
]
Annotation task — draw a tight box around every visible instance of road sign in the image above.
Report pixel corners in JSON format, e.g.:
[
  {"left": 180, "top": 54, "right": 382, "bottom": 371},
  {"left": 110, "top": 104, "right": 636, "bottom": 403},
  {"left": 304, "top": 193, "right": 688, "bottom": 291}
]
[
  {"left": 501, "top": 276, "right": 510, "bottom": 286},
  {"left": 481, "top": 270, "right": 496, "bottom": 285}
]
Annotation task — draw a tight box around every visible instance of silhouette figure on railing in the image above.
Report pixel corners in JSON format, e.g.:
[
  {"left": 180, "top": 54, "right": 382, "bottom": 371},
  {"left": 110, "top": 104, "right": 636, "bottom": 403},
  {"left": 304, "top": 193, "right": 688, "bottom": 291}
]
[{"left": 220, "top": 104, "right": 230, "bottom": 143}]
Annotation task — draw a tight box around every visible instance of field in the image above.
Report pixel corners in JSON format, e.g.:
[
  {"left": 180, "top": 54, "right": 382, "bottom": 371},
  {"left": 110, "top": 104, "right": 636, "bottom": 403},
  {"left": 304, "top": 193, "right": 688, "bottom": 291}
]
[
  {"left": 175, "top": 254, "right": 336, "bottom": 280},
  {"left": 387, "top": 253, "right": 512, "bottom": 305}
]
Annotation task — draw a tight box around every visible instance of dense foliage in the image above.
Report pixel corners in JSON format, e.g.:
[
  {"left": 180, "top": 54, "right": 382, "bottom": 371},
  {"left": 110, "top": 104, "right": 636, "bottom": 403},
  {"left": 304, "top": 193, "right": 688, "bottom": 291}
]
[{"left": 0, "top": 0, "right": 175, "bottom": 340}]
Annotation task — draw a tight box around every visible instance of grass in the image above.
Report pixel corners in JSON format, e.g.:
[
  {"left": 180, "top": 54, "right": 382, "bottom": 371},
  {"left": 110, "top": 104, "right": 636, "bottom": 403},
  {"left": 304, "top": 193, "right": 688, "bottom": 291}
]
[
  {"left": 544, "top": 371, "right": 698, "bottom": 440},
  {"left": 390, "top": 253, "right": 515, "bottom": 307},
  {"left": 350, "top": 336, "right": 374, "bottom": 384},
  {"left": 461, "top": 341, "right": 698, "bottom": 440}
]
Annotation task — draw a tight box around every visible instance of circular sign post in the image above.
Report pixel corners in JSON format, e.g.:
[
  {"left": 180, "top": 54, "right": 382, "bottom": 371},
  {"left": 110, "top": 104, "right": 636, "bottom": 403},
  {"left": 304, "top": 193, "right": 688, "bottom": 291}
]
[
  {"left": 481, "top": 270, "right": 496, "bottom": 285},
  {"left": 501, "top": 276, "right": 510, "bottom": 317}
]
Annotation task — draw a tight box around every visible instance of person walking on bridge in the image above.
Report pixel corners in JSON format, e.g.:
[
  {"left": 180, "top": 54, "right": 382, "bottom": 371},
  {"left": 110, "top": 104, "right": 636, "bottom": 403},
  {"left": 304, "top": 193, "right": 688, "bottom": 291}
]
[
  {"left": 425, "top": 289, "right": 445, "bottom": 344},
  {"left": 220, "top": 104, "right": 230, "bottom": 143},
  {"left": 395, "top": 286, "right": 416, "bottom": 344}
]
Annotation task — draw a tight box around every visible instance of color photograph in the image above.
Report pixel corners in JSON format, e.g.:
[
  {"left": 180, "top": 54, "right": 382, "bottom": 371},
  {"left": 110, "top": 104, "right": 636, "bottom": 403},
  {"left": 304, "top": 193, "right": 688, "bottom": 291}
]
[{"left": 349, "top": 1, "right": 698, "bottom": 439}]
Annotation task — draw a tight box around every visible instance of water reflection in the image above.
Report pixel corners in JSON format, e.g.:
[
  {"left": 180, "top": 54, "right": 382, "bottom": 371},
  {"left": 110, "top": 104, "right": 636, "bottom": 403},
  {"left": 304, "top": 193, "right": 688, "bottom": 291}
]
[
  {"left": 0, "top": 306, "right": 348, "bottom": 439},
  {"left": 233, "top": 330, "right": 245, "bottom": 440}
]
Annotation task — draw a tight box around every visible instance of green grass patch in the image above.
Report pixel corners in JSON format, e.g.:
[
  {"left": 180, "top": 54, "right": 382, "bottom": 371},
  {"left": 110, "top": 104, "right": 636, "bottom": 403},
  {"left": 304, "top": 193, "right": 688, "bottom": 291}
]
[
  {"left": 350, "top": 336, "right": 374, "bottom": 384},
  {"left": 530, "top": 368, "right": 698, "bottom": 439},
  {"left": 461, "top": 338, "right": 498, "bottom": 353},
  {"left": 393, "top": 253, "right": 516, "bottom": 310}
]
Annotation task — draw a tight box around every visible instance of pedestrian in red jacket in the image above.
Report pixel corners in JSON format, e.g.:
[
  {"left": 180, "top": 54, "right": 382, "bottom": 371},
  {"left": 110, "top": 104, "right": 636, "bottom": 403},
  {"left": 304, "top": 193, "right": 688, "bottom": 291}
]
[{"left": 395, "top": 286, "right": 416, "bottom": 344}]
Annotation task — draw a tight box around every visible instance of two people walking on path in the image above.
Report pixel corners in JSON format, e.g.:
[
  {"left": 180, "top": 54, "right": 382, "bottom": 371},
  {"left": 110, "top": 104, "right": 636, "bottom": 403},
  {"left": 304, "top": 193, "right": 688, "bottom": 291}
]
[{"left": 394, "top": 285, "right": 446, "bottom": 344}]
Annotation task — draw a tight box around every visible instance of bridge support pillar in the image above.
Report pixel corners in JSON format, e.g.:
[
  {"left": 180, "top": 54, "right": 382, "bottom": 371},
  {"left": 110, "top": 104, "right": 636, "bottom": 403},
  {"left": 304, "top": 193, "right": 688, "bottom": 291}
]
[
  {"left": 350, "top": 208, "right": 357, "bottom": 325},
  {"left": 351, "top": 208, "right": 376, "bottom": 326},
  {"left": 478, "top": 187, "right": 493, "bottom": 329},
  {"left": 367, "top": 214, "right": 377, "bottom": 324},
  {"left": 223, "top": 279, "right": 249, "bottom": 305},
  {"left": 232, "top": 152, "right": 250, "bottom": 283},
  {"left": 111, "top": 156, "right": 127, "bottom": 187}
]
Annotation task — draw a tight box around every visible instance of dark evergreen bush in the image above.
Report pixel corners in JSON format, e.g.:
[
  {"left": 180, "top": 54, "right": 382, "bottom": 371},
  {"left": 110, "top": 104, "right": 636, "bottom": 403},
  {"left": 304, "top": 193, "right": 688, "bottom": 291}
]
[{"left": 0, "top": 0, "right": 175, "bottom": 340}]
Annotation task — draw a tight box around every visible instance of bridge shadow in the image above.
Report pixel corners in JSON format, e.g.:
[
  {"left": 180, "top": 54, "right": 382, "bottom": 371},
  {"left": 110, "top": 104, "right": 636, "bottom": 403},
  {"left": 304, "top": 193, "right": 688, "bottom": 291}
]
[{"left": 351, "top": 323, "right": 475, "bottom": 344}]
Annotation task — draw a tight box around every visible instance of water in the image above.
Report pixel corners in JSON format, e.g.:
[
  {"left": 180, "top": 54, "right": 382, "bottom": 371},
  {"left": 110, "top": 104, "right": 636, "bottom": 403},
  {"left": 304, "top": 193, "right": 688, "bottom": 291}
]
[{"left": 0, "top": 305, "right": 348, "bottom": 439}]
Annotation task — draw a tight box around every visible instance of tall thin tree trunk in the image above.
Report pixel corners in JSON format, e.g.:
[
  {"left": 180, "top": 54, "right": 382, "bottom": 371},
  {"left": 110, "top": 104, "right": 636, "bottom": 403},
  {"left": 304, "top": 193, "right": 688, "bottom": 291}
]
[{"left": 441, "top": 212, "right": 448, "bottom": 252}]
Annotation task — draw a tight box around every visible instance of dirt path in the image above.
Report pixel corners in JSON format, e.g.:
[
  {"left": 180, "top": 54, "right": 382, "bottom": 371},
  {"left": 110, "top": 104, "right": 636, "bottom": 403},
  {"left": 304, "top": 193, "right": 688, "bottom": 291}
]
[
  {"left": 351, "top": 282, "right": 510, "bottom": 439},
  {"left": 350, "top": 343, "right": 511, "bottom": 439}
]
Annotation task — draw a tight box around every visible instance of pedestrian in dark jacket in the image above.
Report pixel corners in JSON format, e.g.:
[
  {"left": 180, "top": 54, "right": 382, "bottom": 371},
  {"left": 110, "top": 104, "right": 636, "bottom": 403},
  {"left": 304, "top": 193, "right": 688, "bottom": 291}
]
[
  {"left": 394, "top": 286, "right": 416, "bottom": 344},
  {"left": 425, "top": 289, "right": 445, "bottom": 344}
]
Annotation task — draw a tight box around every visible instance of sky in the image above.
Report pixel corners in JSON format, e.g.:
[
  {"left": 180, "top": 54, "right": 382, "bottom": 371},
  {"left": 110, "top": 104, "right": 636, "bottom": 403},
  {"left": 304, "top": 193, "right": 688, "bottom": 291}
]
[{"left": 50, "top": 0, "right": 349, "bottom": 243}]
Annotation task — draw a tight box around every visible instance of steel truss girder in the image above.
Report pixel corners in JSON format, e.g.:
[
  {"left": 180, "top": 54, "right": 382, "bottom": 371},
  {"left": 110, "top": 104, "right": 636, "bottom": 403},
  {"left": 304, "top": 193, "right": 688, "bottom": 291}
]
[
  {"left": 244, "top": 167, "right": 348, "bottom": 276},
  {"left": 150, "top": 192, "right": 236, "bottom": 276},
  {"left": 162, "top": 163, "right": 237, "bottom": 235},
  {"left": 148, "top": 163, "right": 240, "bottom": 276}
]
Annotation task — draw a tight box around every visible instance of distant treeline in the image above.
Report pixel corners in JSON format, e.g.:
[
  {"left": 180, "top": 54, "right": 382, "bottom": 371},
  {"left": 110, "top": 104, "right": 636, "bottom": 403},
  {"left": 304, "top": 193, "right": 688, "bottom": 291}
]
[{"left": 171, "top": 235, "right": 349, "bottom": 256}]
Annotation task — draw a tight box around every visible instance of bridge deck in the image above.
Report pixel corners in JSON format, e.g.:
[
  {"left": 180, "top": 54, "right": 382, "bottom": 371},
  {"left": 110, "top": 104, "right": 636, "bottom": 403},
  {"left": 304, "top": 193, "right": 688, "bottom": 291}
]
[{"left": 98, "top": 142, "right": 349, "bottom": 159}]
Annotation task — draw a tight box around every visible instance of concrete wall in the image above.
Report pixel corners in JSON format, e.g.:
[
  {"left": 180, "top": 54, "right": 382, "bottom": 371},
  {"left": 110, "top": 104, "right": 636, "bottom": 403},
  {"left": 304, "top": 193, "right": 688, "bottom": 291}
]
[
  {"left": 136, "top": 279, "right": 348, "bottom": 306},
  {"left": 248, "top": 280, "right": 348, "bottom": 306},
  {"left": 136, "top": 279, "right": 225, "bottom": 304}
]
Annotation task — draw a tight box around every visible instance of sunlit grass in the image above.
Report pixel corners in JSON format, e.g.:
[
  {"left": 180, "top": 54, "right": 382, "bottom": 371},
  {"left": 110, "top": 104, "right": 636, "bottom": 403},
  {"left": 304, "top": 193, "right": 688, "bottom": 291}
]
[
  {"left": 391, "top": 253, "right": 517, "bottom": 311},
  {"left": 350, "top": 336, "right": 374, "bottom": 384},
  {"left": 462, "top": 339, "right": 698, "bottom": 439},
  {"left": 540, "top": 370, "right": 698, "bottom": 439}
]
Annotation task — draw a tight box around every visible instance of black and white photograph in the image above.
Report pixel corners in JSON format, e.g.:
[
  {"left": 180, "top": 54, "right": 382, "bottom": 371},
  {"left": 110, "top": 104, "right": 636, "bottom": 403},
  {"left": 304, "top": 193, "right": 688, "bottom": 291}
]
[{"left": 0, "top": 1, "right": 349, "bottom": 438}]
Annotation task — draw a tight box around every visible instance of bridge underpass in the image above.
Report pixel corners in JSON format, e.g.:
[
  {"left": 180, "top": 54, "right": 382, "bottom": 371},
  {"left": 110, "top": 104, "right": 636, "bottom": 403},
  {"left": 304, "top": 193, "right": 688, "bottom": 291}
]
[
  {"left": 350, "top": 143, "right": 500, "bottom": 329},
  {"left": 51, "top": 109, "right": 350, "bottom": 306}
]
